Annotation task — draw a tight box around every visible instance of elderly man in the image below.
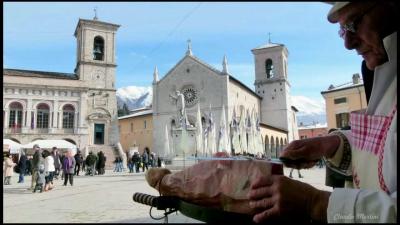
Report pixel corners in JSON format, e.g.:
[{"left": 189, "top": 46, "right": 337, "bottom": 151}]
[{"left": 247, "top": 2, "right": 397, "bottom": 223}]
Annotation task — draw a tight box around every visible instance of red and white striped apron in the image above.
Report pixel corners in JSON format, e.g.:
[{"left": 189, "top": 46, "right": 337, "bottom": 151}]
[{"left": 349, "top": 105, "right": 397, "bottom": 193}]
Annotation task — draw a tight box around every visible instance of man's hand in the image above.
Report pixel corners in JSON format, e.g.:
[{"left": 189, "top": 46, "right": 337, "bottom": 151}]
[
  {"left": 279, "top": 135, "right": 340, "bottom": 169},
  {"left": 247, "top": 175, "right": 330, "bottom": 223}
]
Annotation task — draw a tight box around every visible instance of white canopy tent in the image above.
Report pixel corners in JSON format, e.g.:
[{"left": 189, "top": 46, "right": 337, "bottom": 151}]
[
  {"left": 22, "top": 139, "right": 77, "bottom": 156},
  {"left": 3, "top": 139, "right": 23, "bottom": 154}
]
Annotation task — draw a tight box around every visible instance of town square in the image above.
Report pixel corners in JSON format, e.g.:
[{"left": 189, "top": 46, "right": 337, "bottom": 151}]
[{"left": 4, "top": 2, "right": 397, "bottom": 223}]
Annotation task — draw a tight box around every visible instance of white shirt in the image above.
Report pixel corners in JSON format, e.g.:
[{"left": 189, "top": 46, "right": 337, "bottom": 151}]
[{"left": 44, "top": 155, "right": 56, "bottom": 173}]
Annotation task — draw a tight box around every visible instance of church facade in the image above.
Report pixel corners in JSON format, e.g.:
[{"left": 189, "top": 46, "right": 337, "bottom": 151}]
[
  {"left": 152, "top": 42, "right": 298, "bottom": 158},
  {"left": 3, "top": 18, "right": 120, "bottom": 163}
]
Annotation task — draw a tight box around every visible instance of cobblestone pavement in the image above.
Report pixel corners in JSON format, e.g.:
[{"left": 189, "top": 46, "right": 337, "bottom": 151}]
[{"left": 3, "top": 166, "right": 332, "bottom": 223}]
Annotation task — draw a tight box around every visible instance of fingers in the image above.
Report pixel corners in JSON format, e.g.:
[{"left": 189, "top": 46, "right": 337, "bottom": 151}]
[
  {"left": 280, "top": 145, "right": 307, "bottom": 159},
  {"left": 249, "top": 196, "right": 274, "bottom": 209},
  {"left": 253, "top": 206, "right": 279, "bottom": 223},
  {"left": 250, "top": 176, "right": 273, "bottom": 189},
  {"left": 248, "top": 185, "right": 273, "bottom": 200}
]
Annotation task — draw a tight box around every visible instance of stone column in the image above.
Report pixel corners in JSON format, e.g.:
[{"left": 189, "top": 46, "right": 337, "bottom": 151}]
[
  {"left": 22, "top": 110, "right": 26, "bottom": 128},
  {"left": 58, "top": 111, "right": 63, "bottom": 129},
  {"left": 21, "top": 110, "right": 27, "bottom": 133},
  {"left": 4, "top": 110, "right": 9, "bottom": 132},
  {"left": 33, "top": 109, "right": 37, "bottom": 130},
  {"left": 49, "top": 111, "right": 53, "bottom": 131},
  {"left": 26, "top": 99, "right": 33, "bottom": 130},
  {"left": 79, "top": 92, "right": 87, "bottom": 127},
  {"left": 53, "top": 101, "right": 59, "bottom": 128},
  {"left": 24, "top": 109, "right": 32, "bottom": 133},
  {"left": 15, "top": 110, "right": 19, "bottom": 128}
]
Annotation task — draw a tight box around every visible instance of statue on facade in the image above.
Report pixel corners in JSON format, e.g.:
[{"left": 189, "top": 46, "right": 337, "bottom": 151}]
[{"left": 170, "top": 90, "right": 189, "bottom": 128}]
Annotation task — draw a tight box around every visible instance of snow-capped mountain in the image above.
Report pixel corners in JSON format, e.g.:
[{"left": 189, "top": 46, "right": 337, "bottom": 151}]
[
  {"left": 116, "top": 86, "right": 152, "bottom": 110},
  {"left": 116, "top": 87, "right": 326, "bottom": 126},
  {"left": 291, "top": 95, "right": 327, "bottom": 126}
]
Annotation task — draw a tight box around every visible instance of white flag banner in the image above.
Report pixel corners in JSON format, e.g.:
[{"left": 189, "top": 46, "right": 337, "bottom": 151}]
[
  {"left": 230, "top": 107, "right": 241, "bottom": 155},
  {"left": 255, "top": 112, "right": 264, "bottom": 155},
  {"left": 239, "top": 107, "right": 247, "bottom": 154},
  {"left": 217, "top": 105, "right": 229, "bottom": 153},
  {"left": 207, "top": 105, "right": 216, "bottom": 156},
  {"left": 195, "top": 103, "right": 203, "bottom": 156},
  {"left": 164, "top": 124, "right": 171, "bottom": 158},
  {"left": 246, "top": 109, "right": 255, "bottom": 155}
]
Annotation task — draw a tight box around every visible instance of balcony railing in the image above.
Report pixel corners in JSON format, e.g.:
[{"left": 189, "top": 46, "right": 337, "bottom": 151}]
[
  {"left": 9, "top": 127, "right": 22, "bottom": 134},
  {"left": 36, "top": 128, "right": 49, "bottom": 133},
  {"left": 62, "top": 128, "right": 74, "bottom": 134},
  {"left": 4, "top": 127, "right": 78, "bottom": 134}
]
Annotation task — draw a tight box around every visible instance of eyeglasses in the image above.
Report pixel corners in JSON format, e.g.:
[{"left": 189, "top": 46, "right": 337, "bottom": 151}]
[{"left": 338, "top": 3, "right": 378, "bottom": 38}]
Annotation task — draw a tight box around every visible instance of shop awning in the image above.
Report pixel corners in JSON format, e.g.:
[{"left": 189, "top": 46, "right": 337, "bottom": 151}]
[
  {"left": 3, "top": 139, "right": 23, "bottom": 154},
  {"left": 22, "top": 139, "right": 77, "bottom": 155}
]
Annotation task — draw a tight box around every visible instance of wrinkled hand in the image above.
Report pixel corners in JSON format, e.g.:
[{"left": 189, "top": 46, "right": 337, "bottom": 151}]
[
  {"left": 279, "top": 135, "right": 340, "bottom": 169},
  {"left": 247, "top": 175, "right": 329, "bottom": 223}
]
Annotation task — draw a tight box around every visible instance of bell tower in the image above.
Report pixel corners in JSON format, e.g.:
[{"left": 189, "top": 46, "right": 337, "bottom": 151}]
[
  {"left": 252, "top": 40, "right": 297, "bottom": 142},
  {"left": 73, "top": 16, "right": 121, "bottom": 155},
  {"left": 74, "top": 17, "right": 120, "bottom": 89}
]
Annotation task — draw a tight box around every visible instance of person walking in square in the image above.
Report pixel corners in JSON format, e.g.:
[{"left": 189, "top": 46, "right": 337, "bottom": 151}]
[
  {"left": 43, "top": 150, "right": 55, "bottom": 191},
  {"left": 62, "top": 149, "right": 76, "bottom": 186},
  {"left": 289, "top": 168, "right": 303, "bottom": 178},
  {"left": 132, "top": 152, "right": 140, "bottom": 173},
  {"left": 85, "top": 151, "right": 97, "bottom": 176},
  {"left": 33, "top": 164, "right": 45, "bottom": 193},
  {"left": 4, "top": 153, "right": 16, "bottom": 185},
  {"left": 74, "top": 150, "right": 83, "bottom": 176},
  {"left": 142, "top": 149, "right": 149, "bottom": 172},
  {"left": 51, "top": 147, "right": 61, "bottom": 180},
  {"left": 30, "top": 144, "right": 43, "bottom": 190},
  {"left": 17, "top": 150, "right": 27, "bottom": 183}
]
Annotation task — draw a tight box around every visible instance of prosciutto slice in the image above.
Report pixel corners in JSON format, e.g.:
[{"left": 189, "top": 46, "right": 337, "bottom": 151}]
[{"left": 146, "top": 158, "right": 283, "bottom": 215}]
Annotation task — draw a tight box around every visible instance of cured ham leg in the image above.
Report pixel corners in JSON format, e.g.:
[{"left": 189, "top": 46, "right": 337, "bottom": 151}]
[{"left": 146, "top": 159, "right": 283, "bottom": 215}]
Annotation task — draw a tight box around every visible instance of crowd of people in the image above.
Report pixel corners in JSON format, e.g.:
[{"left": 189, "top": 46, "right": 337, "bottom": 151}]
[
  {"left": 125, "top": 147, "right": 162, "bottom": 173},
  {"left": 4, "top": 144, "right": 164, "bottom": 191}
]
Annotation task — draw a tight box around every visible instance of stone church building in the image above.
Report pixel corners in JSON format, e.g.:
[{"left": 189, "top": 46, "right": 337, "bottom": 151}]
[
  {"left": 3, "top": 17, "right": 120, "bottom": 165},
  {"left": 151, "top": 41, "right": 299, "bottom": 158}
]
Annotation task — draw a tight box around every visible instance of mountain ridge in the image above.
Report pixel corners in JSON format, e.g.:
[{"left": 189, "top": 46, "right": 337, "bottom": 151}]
[{"left": 117, "top": 86, "right": 326, "bottom": 125}]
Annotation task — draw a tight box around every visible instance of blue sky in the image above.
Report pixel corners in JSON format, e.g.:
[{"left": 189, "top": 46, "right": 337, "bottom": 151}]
[{"left": 4, "top": 2, "right": 363, "bottom": 106}]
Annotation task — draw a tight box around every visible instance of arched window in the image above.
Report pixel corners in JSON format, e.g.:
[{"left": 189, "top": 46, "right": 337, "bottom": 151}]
[
  {"left": 93, "top": 36, "right": 104, "bottom": 61},
  {"left": 9, "top": 102, "right": 23, "bottom": 130},
  {"left": 276, "top": 137, "right": 280, "bottom": 157},
  {"left": 62, "top": 104, "right": 75, "bottom": 129},
  {"left": 37, "top": 103, "right": 50, "bottom": 129},
  {"left": 280, "top": 138, "right": 284, "bottom": 152},
  {"left": 270, "top": 136, "right": 275, "bottom": 158},
  {"left": 265, "top": 58, "right": 274, "bottom": 78},
  {"left": 264, "top": 135, "right": 270, "bottom": 158}
]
